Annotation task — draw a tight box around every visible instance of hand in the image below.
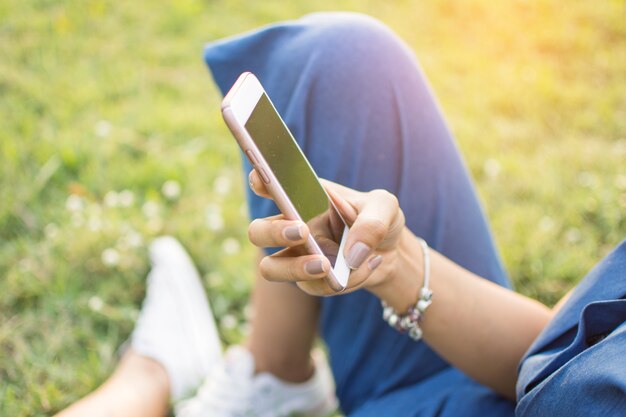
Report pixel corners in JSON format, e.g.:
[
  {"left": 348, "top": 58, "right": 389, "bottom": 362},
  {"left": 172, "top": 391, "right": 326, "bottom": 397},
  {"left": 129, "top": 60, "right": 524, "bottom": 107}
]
[{"left": 247, "top": 170, "right": 405, "bottom": 296}]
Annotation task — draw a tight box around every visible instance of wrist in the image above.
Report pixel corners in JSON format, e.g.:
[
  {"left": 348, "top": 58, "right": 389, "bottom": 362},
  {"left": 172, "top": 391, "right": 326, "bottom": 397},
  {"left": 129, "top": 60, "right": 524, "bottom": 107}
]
[{"left": 368, "top": 229, "right": 422, "bottom": 311}]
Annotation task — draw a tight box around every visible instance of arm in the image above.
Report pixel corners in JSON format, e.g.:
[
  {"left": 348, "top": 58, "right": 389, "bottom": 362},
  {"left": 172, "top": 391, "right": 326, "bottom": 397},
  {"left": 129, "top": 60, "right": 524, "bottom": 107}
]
[{"left": 374, "top": 230, "right": 550, "bottom": 399}]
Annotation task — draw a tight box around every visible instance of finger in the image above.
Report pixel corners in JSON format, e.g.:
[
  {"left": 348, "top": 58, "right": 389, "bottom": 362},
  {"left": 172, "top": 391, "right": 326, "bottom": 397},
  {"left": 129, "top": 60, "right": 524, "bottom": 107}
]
[
  {"left": 248, "top": 170, "right": 272, "bottom": 199},
  {"left": 344, "top": 189, "right": 402, "bottom": 269},
  {"left": 295, "top": 252, "right": 385, "bottom": 296},
  {"left": 248, "top": 217, "right": 309, "bottom": 248},
  {"left": 320, "top": 178, "right": 363, "bottom": 201},
  {"left": 323, "top": 182, "right": 359, "bottom": 226},
  {"left": 259, "top": 254, "right": 330, "bottom": 283}
]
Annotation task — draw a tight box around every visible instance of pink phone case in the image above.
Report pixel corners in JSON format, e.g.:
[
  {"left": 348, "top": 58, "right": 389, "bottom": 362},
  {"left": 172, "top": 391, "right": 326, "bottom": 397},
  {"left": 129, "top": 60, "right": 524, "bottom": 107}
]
[{"left": 221, "top": 72, "right": 347, "bottom": 292}]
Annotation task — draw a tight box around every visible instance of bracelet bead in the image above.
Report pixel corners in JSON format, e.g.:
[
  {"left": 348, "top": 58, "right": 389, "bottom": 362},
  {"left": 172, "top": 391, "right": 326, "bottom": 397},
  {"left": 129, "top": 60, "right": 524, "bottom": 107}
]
[
  {"left": 408, "top": 326, "right": 423, "bottom": 341},
  {"left": 380, "top": 237, "right": 432, "bottom": 341}
]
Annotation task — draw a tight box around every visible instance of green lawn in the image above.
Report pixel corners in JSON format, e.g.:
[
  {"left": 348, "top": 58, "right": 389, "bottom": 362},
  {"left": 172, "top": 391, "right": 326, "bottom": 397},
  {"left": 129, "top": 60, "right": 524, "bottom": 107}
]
[{"left": 1, "top": 0, "right": 624, "bottom": 415}]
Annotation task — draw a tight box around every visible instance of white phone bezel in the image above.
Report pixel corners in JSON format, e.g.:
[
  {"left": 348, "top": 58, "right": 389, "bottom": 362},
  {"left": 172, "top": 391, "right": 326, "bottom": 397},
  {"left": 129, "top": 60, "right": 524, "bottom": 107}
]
[{"left": 222, "top": 72, "right": 350, "bottom": 291}]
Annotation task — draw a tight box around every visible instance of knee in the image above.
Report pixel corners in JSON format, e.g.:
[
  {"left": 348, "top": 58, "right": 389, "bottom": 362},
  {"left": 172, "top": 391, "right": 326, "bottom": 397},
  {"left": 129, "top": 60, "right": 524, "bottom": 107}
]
[
  {"left": 290, "top": 12, "right": 417, "bottom": 92},
  {"left": 302, "top": 12, "right": 393, "bottom": 43},
  {"left": 299, "top": 12, "right": 411, "bottom": 69}
]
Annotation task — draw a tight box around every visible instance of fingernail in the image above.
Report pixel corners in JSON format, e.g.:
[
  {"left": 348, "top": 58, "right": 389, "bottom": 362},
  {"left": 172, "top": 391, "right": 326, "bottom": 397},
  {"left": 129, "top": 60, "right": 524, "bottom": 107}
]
[
  {"left": 347, "top": 241, "right": 371, "bottom": 269},
  {"left": 368, "top": 255, "right": 383, "bottom": 271},
  {"left": 305, "top": 259, "right": 325, "bottom": 275},
  {"left": 283, "top": 224, "right": 303, "bottom": 241}
]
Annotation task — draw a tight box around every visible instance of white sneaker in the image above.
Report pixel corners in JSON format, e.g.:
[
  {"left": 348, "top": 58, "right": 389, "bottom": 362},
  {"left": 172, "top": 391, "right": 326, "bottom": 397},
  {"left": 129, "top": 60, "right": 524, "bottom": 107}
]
[
  {"left": 175, "top": 345, "right": 338, "bottom": 417},
  {"left": 131, "top": 236, "right": 222, "bottom": 402}
]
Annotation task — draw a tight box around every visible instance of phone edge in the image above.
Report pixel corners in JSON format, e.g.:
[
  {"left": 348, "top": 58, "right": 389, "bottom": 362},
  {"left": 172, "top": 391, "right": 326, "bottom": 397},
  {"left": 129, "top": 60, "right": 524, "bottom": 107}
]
[{"left": 221, "top": 81, "right": 347, "bottom": 292}]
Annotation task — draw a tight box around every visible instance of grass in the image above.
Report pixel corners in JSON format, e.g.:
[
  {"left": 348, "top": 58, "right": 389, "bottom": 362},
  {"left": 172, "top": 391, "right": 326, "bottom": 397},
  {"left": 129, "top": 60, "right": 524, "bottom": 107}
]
[{"left": 1, "top": 0, "right": 624, "bottom": 415}]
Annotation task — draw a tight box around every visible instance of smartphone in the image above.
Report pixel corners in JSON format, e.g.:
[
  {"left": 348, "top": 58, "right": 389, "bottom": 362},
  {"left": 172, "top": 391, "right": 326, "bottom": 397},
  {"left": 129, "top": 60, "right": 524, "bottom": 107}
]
[{"left": 221, "top": 72, "right": 350, "bottom": 292}]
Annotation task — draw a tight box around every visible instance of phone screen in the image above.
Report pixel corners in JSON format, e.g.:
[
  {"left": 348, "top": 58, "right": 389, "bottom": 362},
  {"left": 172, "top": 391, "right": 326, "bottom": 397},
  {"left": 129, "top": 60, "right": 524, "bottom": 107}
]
[{"left": 244, "top": 93, "right": 345, "bottom": 264}]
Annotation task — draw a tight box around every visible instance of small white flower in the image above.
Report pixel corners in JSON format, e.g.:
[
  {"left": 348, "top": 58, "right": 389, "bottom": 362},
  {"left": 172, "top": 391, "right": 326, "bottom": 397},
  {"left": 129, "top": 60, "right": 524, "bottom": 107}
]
[
  {"left": 613, "top": 139, "right": 626, "bottom": 156},
  {"left": 205, "top": 204, "right": 224, "bottom": 231},
  {"left": 18, "top": 258, "right": 35, "bottom": 273},
  {"left": 147, "top": 217, "right": 163, "bottom": 233},
  {"left": 220, "top": 314, "right": 238, "bottom": 330},
  {"left": 162, "top": 180, "right": 181, "bottom": 200},
  {"left": 565, "top": 228, "right": 581, "bottom": 244},
  {"left": 88, "top": 215, "right": 103, "bottom": 232},
  {"left": 125, "top": 230, "right": 143, "bottom": 248},
  {"left": 221, "top": 238, "right": 241, "bottom": 255},
  {"left": 483, "top": 158, "right": 501, "bottom": 180},
  {"left": 207, "top": 214, "right": 224, "bottom": 231},
  {"left": 88, "top": 296, "right": 104, "bottom": 312},
  {"left": 577, "top": 172, "right": 596, "bottom": 188},
  {"left": 94, "top": 120, "right": 112, "bottom": 138},
  {"left": 66, "top": 195, "right": 84, "bottom": 212},
  {"left": 119, "top": 189, "right": 135, "bottom": 207},
  {"left": 101, "top": 248, "right": 120, "bottom": 267},
  {"left": 206, "top": 271, "right": 224, "bottom": 286},
  {"left": 615, "top": 175, "right": 626, "bottom": 191},
  {"left": 142, "top": 201, "right": 160, "bottom": 218},
  {"left": 45, "top": 223, "right": 60, "bottom": 240},
  {"left": 117, "top": 229, "right": 143, "bottom": 250},
  {"left": 539, "top": 216, "right": 555, "bottom": 232},
  {"left": 104, "top": 191, "right": 120, "bottom": 207},
  {"left": 71, "top": 212, "right": 84, "bottom": 228},
  {"left": 243, "top": 304, "right": 254, "bottom": 320},
  {"left": 213, "top": 175, "right": 232, "bottom": 196}
]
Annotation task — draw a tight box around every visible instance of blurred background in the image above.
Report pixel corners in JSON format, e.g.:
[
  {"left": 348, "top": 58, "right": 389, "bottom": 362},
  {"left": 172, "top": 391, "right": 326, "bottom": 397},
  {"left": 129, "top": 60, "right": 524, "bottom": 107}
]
[{"left": 1, "top": 0, "right": 624, "bottom": 415}]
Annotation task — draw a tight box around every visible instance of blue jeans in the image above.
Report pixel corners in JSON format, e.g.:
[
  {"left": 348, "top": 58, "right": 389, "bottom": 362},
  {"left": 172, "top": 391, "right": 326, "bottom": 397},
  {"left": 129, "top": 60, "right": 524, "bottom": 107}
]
[{"left": 205, "top": 12, "right": 626, "bottom": 416}]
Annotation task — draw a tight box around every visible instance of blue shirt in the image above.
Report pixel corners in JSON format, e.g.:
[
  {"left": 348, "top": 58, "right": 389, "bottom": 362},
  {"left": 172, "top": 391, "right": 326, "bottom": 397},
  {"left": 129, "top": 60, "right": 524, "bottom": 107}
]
[{"left": 517, "top": 240, "right": 626, "bottom": 416}]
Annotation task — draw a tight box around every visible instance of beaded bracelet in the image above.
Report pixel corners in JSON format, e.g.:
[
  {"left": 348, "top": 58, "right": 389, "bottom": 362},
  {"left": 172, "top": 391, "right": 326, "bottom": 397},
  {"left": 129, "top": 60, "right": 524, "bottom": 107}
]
[{"left": 381, "top": 237, "right": 432, "bottom": 341}]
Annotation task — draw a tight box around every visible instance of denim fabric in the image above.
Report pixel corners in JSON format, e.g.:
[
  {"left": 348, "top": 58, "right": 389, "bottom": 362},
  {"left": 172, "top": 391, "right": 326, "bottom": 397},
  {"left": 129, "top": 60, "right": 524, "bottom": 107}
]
[
  {"left": 204, "top": 11, "right": 624, "bottom": 416},
  {"left": 516, "top": 241, "right": 626, "bottom": 417}
]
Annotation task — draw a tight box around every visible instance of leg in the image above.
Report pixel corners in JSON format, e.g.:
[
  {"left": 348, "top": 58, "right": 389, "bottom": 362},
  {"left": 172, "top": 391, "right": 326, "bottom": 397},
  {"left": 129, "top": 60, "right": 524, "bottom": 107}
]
[
  {"left": 55, "top": 351, "right": 170, "bottom": 417},
  {"left": 245, "top": 253, "right": 319, "bottom": 383},
  {"left": 56, "top": 237, "right": 222, "bottom": 416},
  {"left": 348, "top": 368, "right": 515, "bottom": 417},
  {"left": 59, "top": 237, "right": 333, "bottom": 417}
]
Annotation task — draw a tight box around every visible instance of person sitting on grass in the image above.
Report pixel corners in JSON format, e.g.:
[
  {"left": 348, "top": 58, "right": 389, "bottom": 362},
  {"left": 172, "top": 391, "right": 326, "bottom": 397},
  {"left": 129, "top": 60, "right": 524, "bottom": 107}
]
[{"left": 56, "top": 12, "right": 626, "bottom": 417}]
